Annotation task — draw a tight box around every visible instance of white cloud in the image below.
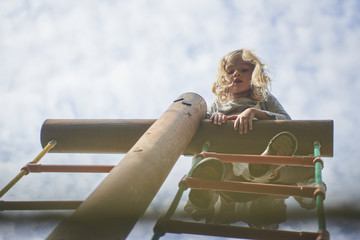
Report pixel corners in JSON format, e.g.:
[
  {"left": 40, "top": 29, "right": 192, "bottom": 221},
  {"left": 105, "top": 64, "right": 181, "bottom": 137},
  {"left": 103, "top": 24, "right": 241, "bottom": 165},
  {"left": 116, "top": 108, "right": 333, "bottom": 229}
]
[{"left": 1, "top": 0, "right": 360, "bottom": 239}]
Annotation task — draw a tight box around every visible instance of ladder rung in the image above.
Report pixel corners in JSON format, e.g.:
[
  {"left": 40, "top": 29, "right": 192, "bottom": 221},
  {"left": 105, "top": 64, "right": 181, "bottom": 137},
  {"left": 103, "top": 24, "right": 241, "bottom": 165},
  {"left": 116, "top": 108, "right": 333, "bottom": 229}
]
[
  {"left": 200, "top": 152, "right": 317, "bottom": 167},
  {"left": 182, "top": 177, "right": 319, "bottom": 198},
  {"left": 22, "top": 163, "right": 114, "bottom": 173},
  {"left": 154, "top": 219, "right": 321, "bottom": 240},
  {"left": 0, "top": 200, "right": 82, "bottom": 210}
]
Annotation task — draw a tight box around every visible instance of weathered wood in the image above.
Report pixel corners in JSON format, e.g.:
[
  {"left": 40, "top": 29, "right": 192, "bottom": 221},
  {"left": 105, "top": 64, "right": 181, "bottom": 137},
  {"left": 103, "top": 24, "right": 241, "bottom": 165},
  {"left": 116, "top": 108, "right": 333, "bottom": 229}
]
[
  {"left": 41, "top": 119, "right": 154, "bottom": 154},
  {"left": 188, "top": 119, "right": 333, "bottom": 157},
  {"left": 41, "top": 119, "right": 333, "bottom": 157},
  {"left": 46, "top": 92, "right": 207, "bottom": 240}
]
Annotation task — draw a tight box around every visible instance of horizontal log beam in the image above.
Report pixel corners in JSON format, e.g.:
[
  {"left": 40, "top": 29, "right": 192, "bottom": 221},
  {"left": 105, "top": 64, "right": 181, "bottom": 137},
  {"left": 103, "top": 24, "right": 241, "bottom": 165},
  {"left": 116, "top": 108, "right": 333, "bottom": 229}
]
[{"left": 41, "top": 119, "right": 333, "bottom": 157}]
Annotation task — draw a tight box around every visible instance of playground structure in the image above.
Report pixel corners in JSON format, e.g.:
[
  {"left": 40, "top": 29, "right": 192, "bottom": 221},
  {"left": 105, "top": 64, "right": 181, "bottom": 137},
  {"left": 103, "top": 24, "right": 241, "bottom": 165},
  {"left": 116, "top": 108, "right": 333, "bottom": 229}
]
[{"left": 0, "top": 93, "right": 332, "bottom": 240}]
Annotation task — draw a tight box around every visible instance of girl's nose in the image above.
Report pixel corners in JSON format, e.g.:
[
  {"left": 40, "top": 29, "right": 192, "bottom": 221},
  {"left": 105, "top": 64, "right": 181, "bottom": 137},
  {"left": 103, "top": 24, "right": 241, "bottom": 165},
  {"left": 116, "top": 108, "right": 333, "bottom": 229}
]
[{"left": 234, "top": 70, "right": 241, "bottom": 76}]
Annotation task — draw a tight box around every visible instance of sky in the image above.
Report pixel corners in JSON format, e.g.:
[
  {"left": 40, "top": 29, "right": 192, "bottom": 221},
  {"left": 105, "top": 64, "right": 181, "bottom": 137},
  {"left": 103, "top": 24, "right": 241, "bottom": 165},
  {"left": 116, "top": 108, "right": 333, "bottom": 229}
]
[{"left": 0, "top": 0, "right": 360, "bottom": 239}]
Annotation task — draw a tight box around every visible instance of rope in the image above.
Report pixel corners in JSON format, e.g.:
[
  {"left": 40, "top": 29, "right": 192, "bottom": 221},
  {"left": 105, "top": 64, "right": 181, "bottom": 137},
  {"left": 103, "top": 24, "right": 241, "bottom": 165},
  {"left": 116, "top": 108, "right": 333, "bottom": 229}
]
[
  {"left": 0, "top": 140, "right": 57, "bottom": 198},
  {"left": 152, "top": 142, "right": 210, "bottom": 240}
]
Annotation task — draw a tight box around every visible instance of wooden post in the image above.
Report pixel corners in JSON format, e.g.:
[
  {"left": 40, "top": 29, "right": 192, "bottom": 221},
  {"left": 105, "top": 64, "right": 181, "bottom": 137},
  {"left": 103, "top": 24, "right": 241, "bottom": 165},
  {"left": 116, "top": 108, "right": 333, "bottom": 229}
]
[{"left": 46, "top": 92, "right": 207, "bottom": 240}]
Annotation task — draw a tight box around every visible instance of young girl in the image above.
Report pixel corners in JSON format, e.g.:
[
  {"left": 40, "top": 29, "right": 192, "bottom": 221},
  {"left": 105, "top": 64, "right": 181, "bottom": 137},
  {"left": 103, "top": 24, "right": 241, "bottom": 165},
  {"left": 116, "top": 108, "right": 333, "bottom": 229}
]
[
  {"left": 185, "top": 49, "right": 315, "bottom": 229},
  {"left": 209, "top": 48, "right": 290, "bottom": 133}
]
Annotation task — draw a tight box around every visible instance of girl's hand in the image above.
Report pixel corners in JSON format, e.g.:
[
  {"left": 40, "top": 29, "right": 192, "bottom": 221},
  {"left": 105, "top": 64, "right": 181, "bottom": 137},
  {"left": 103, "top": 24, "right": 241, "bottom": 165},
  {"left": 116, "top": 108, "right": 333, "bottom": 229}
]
[
  {"left": 233, "top": 108, "right": 258, "bottom": 134},
  {"left": 210, "top": 112, "right": 227, "bottom": 125}
]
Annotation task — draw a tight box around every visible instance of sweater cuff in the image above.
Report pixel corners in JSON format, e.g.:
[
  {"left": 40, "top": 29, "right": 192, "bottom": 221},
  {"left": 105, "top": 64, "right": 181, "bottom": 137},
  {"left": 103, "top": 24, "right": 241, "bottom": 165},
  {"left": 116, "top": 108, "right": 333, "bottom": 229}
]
[{"left": 265, "top": 111, "right": 277, "bottom": 120}]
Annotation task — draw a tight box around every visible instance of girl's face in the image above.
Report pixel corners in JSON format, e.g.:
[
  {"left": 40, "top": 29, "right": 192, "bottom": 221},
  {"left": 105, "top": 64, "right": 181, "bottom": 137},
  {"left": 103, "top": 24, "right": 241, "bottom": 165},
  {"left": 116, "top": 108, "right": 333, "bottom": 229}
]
[{"left": 224, "top": 54, "right": 254, "bottom": 99}]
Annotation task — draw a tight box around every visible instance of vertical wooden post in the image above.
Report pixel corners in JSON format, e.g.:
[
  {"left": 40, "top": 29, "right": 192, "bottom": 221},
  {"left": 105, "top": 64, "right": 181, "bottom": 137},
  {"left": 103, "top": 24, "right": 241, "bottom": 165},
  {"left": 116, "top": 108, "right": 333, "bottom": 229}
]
[{"left": 47, "top": 92, "right": 207, "bottom": 240}]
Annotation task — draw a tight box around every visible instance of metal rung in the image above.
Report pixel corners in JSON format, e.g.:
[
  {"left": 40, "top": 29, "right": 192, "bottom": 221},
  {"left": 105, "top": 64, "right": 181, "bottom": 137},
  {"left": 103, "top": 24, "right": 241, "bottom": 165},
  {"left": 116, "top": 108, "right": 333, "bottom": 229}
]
[
  {"left": 154, "top": 218, "right": 322, "bottom": 240},
  {"left": 0, "top": 200, "right": 82, "bottom": 211},
  {"left": 181, "top": 177, "right": 321, "bottom": 198},
  {"left": 0, "top": 140, "right": 57, "bottom": 198},
  {"left": 22, "top": 163, "right": 114, "bottom": 173},
  {"left": 199, "top": 152, "right": 318, "bottom": 167}
]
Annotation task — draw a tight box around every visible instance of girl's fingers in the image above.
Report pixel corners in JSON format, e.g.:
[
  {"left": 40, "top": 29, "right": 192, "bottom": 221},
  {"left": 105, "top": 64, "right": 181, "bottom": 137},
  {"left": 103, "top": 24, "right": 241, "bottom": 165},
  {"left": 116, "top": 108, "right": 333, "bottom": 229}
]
[
  {"left": 214, "top": 114, "right": 219, "bottom": 124},
  {"left": 233, "top": 117, "right": 239, "bottom": 130},
  {"left": 233, "top": 116, "right": 253, "bottom": 134},
  {"left": 217, "top": 115, "right": 222, "bottom": 124},
  {"left": 240, "top": 117, "right": 246, "bottom": 134},
  {"left": 249, "top": 117, "right": 253, "bottom": 131},
  {"left": 218, "top": 115, "right": 223, "bottom": 125},
  {"left": 243, "top": 118, "right": 248, "bottom": 134},
  {"left": 211, "top": 113, "right": 226, "bottom": 125},
  {"left": 237, "top": 117, "right": 244, "bottom": 134}
]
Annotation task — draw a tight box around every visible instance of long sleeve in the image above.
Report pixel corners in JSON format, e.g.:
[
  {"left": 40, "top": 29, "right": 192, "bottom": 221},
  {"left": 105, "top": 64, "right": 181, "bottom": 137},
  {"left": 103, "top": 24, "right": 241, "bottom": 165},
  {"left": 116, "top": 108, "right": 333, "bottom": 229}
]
[
  {"left": 206, "top": 101, "right": 219, "bottom": 118},
  {"left": 260, "top": 93, "right": 291, "bottom": 120},
  {"left": 207, "top": 94, "right": 291, "bottom": 120}
]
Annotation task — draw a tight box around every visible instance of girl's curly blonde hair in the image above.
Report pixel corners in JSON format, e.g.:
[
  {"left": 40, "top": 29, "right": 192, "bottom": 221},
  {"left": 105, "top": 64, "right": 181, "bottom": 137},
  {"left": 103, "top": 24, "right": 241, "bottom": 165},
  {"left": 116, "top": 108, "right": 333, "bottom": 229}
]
[{"left": 212, "top": 49, "right": 271, "bottom": 103}]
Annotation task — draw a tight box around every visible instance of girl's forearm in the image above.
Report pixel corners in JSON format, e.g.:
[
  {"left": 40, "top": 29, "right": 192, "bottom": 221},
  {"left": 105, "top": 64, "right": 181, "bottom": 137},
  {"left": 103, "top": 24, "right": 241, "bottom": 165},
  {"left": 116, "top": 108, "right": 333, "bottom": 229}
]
[{"left": 253, "top": 108, "right": 271, "bottom": 120}]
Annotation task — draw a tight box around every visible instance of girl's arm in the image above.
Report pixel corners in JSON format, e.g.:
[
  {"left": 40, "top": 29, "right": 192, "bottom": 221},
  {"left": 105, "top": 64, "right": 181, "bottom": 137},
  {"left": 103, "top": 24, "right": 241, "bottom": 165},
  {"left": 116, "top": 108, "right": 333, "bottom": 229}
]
[
  {"left": 210, "top": 108, "right": 269, "bottom": 134},
  {"left": 209, "top": 94, "right": 291, "bottom": 134},
  {"left": 261, "top": 93, "right": 291, "bottom": 120},
  {"left": 231, "top": 94, "right": 291, "bottom": 134}
]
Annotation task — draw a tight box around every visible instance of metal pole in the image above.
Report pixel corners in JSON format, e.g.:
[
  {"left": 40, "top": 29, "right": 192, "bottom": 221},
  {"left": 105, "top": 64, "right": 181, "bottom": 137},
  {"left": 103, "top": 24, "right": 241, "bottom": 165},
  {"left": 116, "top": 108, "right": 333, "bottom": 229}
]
[
  {"left": 0, "top": 140, "right": 57, "bottom": 198},
  {"left": 0, "top": 200, "right": 82, "bottom": 210},
  {"left": 314, "top": 142, "right": 327, "bottom": 232},
  {"left": 23, "top": 163, "right": 114, "bottom": 173},
  {"left": 46, "top": 92, "right": 207, "bottom": 240},
  {"left": 200, "top": 152, "right": 317, "bottom": 167},
  {"left": 159, "top": 219, "right": 320, "bottom": 240},
  {"left": 181, "top": 177, "right": 319, "bottom": 198}
]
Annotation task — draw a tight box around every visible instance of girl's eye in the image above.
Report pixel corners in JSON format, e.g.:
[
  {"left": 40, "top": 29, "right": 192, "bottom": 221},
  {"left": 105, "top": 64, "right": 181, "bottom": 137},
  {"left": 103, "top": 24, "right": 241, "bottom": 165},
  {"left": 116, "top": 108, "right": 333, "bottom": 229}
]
[
  {"left": 241, "top": 68, "right": 249, "bottom": 73},
  {"left": 227, "top": 70, "right": 234, "bottom": 74}
]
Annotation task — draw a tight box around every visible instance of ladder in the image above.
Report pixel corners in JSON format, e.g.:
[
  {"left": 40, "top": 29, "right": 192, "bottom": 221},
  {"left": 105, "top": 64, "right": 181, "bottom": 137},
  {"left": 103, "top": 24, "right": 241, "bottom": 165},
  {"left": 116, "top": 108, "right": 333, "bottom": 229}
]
[
  {"left": 0, "top": 139, "right": 114, "bottom": 210},
  {"left": 152, "top": 141, "right": 329, "bottom": 240},
  {"left": 0, "top": 123, "right": 331, "bottom": 240},
  {"left": 0, "top": 93, "right": 334, "bottom": 239}
]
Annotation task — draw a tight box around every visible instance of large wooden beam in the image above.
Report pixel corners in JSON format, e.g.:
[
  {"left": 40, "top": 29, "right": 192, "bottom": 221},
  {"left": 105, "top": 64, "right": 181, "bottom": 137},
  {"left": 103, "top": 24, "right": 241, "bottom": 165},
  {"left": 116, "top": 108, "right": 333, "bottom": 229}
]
[
  {"left": 46, "top": 92, "right": 207, "bottom": 240},
  {"left": 41, "top": 119, "right": 333, "bottom": 157}
]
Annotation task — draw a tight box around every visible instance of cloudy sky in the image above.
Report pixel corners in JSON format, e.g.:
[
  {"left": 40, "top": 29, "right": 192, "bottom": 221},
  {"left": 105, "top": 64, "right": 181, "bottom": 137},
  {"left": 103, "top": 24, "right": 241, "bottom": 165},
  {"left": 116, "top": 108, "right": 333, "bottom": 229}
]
[{"left": 1, "top": 0, "right": 359, "bottom": 239}]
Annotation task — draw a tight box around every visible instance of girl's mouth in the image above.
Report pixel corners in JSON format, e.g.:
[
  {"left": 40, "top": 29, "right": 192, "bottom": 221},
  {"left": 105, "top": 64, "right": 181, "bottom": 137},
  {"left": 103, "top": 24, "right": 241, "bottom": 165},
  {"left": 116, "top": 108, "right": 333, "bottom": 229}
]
[
  {"left": 228, "top": 79, "right": 242, "bottom": 87},
  {"left": 232, "top": 79, "right": 243, "bottom": 85}
]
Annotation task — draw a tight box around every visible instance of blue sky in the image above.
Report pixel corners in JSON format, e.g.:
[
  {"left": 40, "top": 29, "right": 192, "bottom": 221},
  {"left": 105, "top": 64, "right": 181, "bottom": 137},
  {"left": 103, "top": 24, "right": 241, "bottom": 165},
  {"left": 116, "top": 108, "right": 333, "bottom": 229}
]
[{"left": 1, "top": 0, "right": 360, "bottom": 239}]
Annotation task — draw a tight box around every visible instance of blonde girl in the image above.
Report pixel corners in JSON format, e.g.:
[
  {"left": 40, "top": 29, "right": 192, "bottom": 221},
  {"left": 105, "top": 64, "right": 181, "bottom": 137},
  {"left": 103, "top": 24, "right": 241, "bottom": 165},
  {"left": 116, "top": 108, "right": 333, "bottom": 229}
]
[{"left": 209, "top": 49, "right": 290, "bottom": 134}]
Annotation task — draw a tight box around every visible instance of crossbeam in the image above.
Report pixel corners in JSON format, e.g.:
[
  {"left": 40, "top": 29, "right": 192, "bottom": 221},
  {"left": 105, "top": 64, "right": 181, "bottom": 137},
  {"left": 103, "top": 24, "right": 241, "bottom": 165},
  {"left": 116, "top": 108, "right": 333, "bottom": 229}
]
[
  {"left": 199, "top": 152, "right": 319, "bottom": 167},
  {"left": 0, "top": 200, "right": 82, "bottom": 211},
  {"left": 41, "top": 120, "right": 333, "bottom": 157},
  {"left": 181, "top": 177, "right": 320, "bottom": 198},
  {"left": 22, "top": 163, "right": 114, "bottom": 173},
  {"left": 154, "top": 219, "right": 322, "bottom": 240}
]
